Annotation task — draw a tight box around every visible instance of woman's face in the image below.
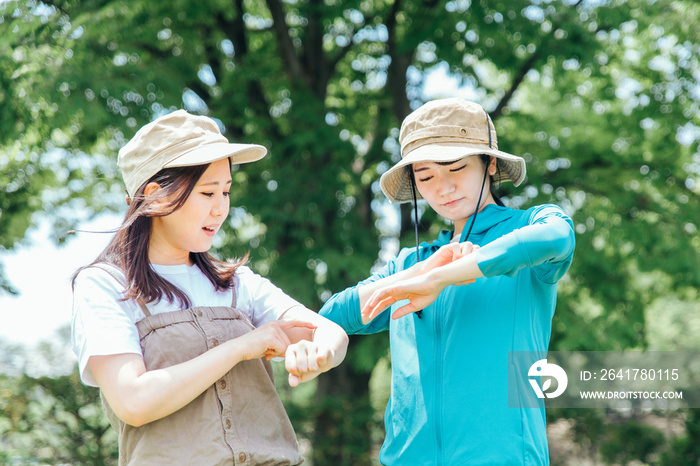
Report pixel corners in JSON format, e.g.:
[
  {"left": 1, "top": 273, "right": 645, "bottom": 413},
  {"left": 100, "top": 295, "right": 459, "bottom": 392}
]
[
  {"left": 413, "top": 155, "right": 497, "bottom": 235},
  {"left": 149, "top": 158, "right": 232, "bottom": 265}
]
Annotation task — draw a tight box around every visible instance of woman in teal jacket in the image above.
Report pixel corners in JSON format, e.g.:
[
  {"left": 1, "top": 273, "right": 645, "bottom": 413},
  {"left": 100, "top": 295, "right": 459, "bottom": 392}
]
[{"left": 319, "top": 98, "right": 575, "bottom": 465}]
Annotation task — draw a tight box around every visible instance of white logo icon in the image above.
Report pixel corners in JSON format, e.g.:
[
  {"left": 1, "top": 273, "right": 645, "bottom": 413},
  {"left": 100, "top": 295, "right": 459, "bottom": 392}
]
[{"left": 528, "top": 359, "right": 568, "bottom": 398}]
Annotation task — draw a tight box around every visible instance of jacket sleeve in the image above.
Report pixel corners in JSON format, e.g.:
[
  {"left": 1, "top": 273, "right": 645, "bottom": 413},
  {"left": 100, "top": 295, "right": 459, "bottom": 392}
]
[
  {"left": 319, "top": 252, "right": 411, "bottom": 335},
  {"left": 474, "top": 204, "right": 575, "bottom": 284}
]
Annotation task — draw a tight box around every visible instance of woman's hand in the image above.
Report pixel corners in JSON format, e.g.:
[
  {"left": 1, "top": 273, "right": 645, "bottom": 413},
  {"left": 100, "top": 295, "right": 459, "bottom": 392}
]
[
  {"left": 278, "top": 306, "right": 349, "bottom": 387},
  {"left": 284, "top": 340, "right": 335, "bottom": 387},
  {"left": 413, "top": 241, "right": 474, "bottom": 277},
  {"left": 90, "top": 319, "right": 317, "bottom": 427},
  {"left": 361, "top": 242, "right": 480, "bottom": 321},
  {"left": 361, "top": 274, "right": 446, "bottom": 321},
  {"left": 239, "top": 320, "right": 316, "bottom": 361}
]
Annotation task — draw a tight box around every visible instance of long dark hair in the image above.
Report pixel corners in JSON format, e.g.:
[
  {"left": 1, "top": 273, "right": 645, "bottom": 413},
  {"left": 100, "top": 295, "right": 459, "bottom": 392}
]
[{"left": 73, "top": 163, "right": 247, "bottom": 308}]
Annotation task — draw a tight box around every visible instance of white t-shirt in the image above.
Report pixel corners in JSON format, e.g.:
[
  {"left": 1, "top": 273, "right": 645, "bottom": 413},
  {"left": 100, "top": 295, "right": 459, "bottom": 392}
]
[{"left": 71, "top": 263, "right": 304, "bottom": 387}]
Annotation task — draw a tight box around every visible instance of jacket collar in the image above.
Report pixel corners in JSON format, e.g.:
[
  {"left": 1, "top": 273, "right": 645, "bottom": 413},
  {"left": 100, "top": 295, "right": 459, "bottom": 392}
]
[
  {"left": 433, "top": 204, "right": 513, "bottom": 247},
  {"left": 409, "top": 204, "right": 513, "bottom": 263}
]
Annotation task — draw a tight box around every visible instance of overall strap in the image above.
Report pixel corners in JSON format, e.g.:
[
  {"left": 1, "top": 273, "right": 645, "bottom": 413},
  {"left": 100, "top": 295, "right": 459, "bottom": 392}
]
[
  {"left": 231, "top": 273, "right": 241, "bottom": 309},
  {"left": 91, "top": 263, "right": 152, "bottom": 317}
]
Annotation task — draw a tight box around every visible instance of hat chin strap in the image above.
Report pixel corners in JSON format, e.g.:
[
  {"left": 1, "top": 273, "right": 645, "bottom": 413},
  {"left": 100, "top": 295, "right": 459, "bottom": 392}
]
[
  {"left": 463, "top": 107, "right": 494, "bottom": 242},
  {"left": 408, "top": 169, "right": 425, "bottom": 318},
  {"left": 407, "top": 107, "right": 493, "bottom": 319},
  {"left": 409, "top": 169, "right": 421, "bottom": 256},
  {"left": 462, "top": 163, "right": 489, "bottom": 242}
]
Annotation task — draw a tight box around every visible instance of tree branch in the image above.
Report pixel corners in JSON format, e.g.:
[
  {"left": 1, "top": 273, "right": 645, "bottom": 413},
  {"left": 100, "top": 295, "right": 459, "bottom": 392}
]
[
  {"left": 300, "top": 0, "right": 329, "bottom": 98},
  {"left": 493, "top": 0, "right": 585, "bottom": 119},
  {"left": 209, "top": 0, "right": 283, "bottom": 141},
  {"left": 217, "top": 0, "right": 248, "bottom": 57},
  {"left": 265, "top": 0, "right": 307, "bottom": 84},
  {"left": 385, "top": 0, "right": 412, "bottom": 122},
  {"left": 492, "top": 51, "right": 540, "bottom": 120}
]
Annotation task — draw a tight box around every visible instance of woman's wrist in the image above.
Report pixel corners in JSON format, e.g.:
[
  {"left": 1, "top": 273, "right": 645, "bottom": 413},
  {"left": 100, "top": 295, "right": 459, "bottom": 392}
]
[
  {"left": 426, "top": 267, "right": 453, "bottom": 291},
  {"left": 223, "top": 336, "right": 253, "bottom": 363},
  {"left": 426, "top": 253, "right": 483, "bottom": 289},
  {"left": 321, "top": 323, "right": 349, "bottom": 367},
  {"left": 406, "top": 260, "right": 429, "bottom": 279}
]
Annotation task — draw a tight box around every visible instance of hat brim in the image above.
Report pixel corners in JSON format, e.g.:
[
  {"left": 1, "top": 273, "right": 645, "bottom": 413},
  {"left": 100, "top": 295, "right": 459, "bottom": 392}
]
[
  {"left": 379, "top": 142, "right": 526, "bottom": 204},
  {"left": 163, "top": 142, "right": 267, "bottom": 168}
]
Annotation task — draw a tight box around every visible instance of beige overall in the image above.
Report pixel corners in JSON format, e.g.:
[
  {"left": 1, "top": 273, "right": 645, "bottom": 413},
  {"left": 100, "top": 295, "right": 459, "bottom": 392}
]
[{"left": 94, "top": 264, "right": 304, "bottom": 465}]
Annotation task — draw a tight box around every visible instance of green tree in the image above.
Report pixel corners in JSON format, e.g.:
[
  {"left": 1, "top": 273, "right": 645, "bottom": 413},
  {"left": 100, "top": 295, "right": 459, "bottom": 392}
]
[
  {"left": 1, "top": 0, "right": 699, "bottom": 463},
  {"left": 5, "top": 372, "right": 116, "bottom": 465},
  {"left": 0, "top": 335, "right": 117, "bottom": 464}
]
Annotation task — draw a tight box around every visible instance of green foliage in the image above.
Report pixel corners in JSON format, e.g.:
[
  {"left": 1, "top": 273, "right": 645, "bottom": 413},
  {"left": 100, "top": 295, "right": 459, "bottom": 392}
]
[
  {"left": 659, "top": 410, "right": 700, "bottom": 466},
  {"left": 1, "top": 0, "right": 699, "bottom": 463},
  {"left": 0, "top": 337, "right": 116, "bottom": 465},
  {"left": 599, "top": 420, "right": 666, "bottom": 464}
]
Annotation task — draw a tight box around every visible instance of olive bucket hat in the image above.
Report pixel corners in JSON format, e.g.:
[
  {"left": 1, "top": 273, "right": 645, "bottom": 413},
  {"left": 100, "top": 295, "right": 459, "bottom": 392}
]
[
  {"left": 379, "top": 98, "right": 527, "bottom": 204},
  {"left": 118, "top": 110, "right": 267, "bottom": 198}
]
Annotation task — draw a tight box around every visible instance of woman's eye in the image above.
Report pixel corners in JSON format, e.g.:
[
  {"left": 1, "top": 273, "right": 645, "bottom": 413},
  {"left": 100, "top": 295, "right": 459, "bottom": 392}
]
[
  {"left": 224, "top": 191, "right": 230, "bottom": 197},
  {"left": 202, "top": 192, "right": 214, "bottom": 197},
  {"left": 418, "top": 176, "right": 433, "bottom": 182},
  {"left": 450, "top": 164, "right": 467, "bottom": 172}
]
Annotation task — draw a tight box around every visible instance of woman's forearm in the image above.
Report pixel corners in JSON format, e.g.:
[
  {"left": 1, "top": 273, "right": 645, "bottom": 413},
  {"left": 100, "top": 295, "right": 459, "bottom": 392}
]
[
  {"left": 357, "top": 265, "right": 422, "bottom": 314},
  {"left": 93, "top": 319, "right": 309, "bottom": 426},
  {"left": 427, "top": 252, "right": 484, "bottom": 288},
  {"left": 91, "top": 338, "right": 250, "bottom": 427},
  {"left": 357, "top": 242, "right": 478, "bottom": 324}
]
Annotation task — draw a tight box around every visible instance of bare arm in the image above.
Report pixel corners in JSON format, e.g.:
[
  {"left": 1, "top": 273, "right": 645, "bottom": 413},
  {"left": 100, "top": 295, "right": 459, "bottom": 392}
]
[
  {"left": 89, "top": 319, "right": 314, "bottom": 427},
  {"left": 359, "top": 242, "right": 479, "bottom": 324},
  {"left": 362, "top": 244, "right": 482, "bottom": 321}
]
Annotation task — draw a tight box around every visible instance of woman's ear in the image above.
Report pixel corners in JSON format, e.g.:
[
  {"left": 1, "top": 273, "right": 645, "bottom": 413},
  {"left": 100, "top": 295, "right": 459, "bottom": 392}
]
[
  {"left": 143, "top": 182, "right": 162, "bottom": 199},
  {"left": 488, "top": 156, "right": 498, "bottom": 176}
]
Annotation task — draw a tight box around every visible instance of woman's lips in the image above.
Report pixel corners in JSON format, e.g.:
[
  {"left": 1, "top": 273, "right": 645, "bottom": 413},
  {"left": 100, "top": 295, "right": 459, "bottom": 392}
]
[{"left": 443, "top": 198, "right": 463, "bottom": 207}]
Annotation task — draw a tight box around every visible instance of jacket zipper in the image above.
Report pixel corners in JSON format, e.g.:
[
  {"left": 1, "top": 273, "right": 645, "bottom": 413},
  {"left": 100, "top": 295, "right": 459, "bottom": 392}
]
[{"left": 434, "top": 293, "right": 444, "bottom": 465}]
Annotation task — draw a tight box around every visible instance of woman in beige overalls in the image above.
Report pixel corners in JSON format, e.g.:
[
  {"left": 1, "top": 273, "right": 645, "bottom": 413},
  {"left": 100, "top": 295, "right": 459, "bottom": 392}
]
[{"left": 71, "top": 111, "right": 348, "bottom": 465}]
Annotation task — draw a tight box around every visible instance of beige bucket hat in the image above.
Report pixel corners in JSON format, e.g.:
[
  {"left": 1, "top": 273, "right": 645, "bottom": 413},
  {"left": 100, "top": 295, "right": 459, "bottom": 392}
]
[
  {"left": 379, "top": 98, "right": 526, "bottom": 204},
  {"left": 118, "top": 110, "right": 267, "bottom": 197}
]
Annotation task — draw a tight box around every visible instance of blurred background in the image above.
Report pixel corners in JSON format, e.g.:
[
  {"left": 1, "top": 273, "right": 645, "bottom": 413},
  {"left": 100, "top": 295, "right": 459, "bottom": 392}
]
[{"left": 1, "top": 0, "right": 699, "bottom": 464}]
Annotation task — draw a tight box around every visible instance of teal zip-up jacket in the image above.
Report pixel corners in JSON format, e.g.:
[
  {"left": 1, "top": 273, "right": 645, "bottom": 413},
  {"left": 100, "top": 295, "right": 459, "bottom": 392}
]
[{"left": 319, "top": 204, "right": 575, "bottom": 465}]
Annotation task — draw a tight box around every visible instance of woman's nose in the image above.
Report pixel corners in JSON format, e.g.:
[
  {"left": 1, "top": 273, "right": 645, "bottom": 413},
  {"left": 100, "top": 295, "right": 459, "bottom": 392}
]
[
  {"left": 438, "top": 177, "right": 456, "bottom": 196},
  {"left": 212, "top": 196, "right": 228, "bottom": 217}
]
